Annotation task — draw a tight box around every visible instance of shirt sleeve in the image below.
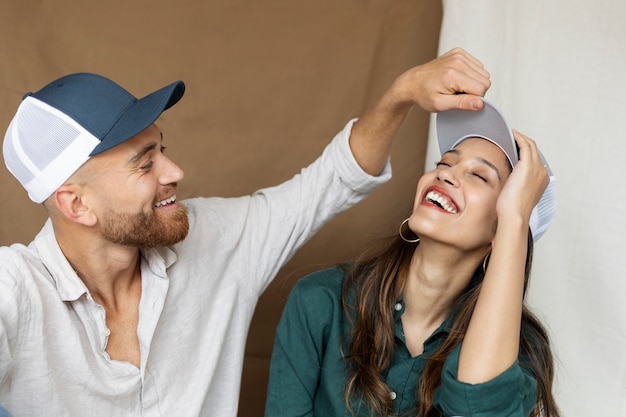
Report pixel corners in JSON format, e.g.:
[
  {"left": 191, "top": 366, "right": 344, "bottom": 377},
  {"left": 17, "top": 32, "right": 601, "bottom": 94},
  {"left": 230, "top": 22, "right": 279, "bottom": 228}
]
[
  {"left": 0, "top": 250, "right": 23, "bottom": 389},
  {"left": 265, "top": 271, "right": 341, "bottom": 417},
  {"left": 433, "top": 344, "right": 538, "bottom": 417},
  {"left": 247, "top": 119, "right": 392, "bottom": 292},
  {"left": 184, "top": 119, "right": 392, "bottom": 297}
]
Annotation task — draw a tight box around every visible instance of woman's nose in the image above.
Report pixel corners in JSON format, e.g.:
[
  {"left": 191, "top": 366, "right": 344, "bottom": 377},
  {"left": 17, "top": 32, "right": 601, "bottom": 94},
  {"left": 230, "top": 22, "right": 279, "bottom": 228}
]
[{"left": 436, "top": 166, "right": 458, "bottom": 186}]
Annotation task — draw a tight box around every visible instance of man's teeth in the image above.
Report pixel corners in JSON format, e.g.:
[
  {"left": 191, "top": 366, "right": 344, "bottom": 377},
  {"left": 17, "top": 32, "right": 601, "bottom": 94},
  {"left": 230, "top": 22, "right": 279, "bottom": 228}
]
[
  {"left": 425, "top": 191, "right": 457, "bottom": 213},
  {"left": 155, "top": 195, "right": 176, "bottom": 207}
]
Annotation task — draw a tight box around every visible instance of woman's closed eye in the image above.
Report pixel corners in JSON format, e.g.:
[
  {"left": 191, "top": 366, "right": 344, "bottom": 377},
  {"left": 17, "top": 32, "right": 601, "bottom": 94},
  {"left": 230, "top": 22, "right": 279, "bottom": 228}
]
[
  {"left": 437, "top": 161, "right": 489, "bottom": 183},
  {"left": 471, "top": 171, "right": 487, "bottom": 182}
]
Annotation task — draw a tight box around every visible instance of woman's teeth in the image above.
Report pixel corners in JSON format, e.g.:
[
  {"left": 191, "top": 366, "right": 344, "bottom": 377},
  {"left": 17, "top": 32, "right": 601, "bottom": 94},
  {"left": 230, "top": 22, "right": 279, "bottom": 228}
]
[{"left": 425, "top": 190, "right": 457, "bottom": 213}]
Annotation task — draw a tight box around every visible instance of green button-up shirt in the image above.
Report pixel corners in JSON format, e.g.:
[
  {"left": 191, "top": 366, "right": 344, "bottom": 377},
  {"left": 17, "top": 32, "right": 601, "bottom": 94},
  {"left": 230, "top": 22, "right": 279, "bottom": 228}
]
[{"left": 266, "top": 266, "right": 537, "bottom": 416}]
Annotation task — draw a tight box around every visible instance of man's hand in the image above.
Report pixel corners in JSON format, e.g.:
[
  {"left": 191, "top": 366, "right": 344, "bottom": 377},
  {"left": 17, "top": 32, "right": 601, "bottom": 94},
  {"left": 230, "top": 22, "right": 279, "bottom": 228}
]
[
  {"left": 349, "top": 48, "right": 491, "bottom": 176},
  {"left": 388, "top": 47, "right": 491, "bottom": 113}
]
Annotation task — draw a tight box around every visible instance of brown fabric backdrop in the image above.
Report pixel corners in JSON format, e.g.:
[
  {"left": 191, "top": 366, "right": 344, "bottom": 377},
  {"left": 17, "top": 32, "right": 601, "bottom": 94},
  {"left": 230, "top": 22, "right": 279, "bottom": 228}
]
[{"left": 0, "top": 1, "right": 442, "bottom": 415}]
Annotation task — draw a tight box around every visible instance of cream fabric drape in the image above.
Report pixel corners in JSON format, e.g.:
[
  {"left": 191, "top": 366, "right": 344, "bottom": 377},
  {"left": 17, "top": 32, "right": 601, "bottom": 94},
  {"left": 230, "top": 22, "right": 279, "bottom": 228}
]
[{"left": 427, "top": 1, "right": 626, "bottom": 415}]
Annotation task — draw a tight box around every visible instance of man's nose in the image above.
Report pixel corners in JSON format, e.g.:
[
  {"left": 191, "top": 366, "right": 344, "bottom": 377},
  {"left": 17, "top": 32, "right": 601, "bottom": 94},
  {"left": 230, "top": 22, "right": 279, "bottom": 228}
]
[{"left": 159, "top": 155, "right": 185, "bottom": 185}]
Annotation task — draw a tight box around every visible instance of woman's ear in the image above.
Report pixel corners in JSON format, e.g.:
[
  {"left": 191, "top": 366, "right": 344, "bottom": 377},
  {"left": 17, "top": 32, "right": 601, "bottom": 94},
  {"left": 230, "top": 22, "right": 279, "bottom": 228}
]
[{"left": 53, "top": 185, "right": 98, "bottom": 227}]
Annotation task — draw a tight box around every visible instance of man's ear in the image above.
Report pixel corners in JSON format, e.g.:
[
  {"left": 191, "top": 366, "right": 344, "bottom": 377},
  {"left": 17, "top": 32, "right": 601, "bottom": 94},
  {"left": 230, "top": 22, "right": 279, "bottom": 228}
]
[{"left": 53, "top": 185, "right": 97, "bottom": 227}]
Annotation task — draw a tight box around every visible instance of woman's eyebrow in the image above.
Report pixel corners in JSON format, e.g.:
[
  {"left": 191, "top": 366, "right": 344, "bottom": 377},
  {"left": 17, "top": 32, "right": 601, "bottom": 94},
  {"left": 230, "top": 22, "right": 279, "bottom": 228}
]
[
  {"left": 477, "top": 157, "right": 501, "bottom": 181},
  {"left": 443, "top": 149, "right": 501, "bottom": 180}
]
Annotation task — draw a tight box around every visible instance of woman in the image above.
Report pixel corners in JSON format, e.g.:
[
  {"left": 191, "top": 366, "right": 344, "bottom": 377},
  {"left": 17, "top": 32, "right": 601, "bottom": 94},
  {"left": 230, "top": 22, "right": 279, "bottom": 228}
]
[{"left": 265, "top": 101, "right": 560, "bottom": 416}]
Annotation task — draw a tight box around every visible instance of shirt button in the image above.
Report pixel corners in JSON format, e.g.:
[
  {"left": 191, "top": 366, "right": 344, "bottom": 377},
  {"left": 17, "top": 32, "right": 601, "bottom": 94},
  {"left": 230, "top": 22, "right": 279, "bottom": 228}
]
[
  {"left": 390, "top": 391, "right": 397, "bottom": 400},
  {"left": 394, "top": 302, "right": 402, "bottom": 311},
  {"left": 102, "top": 328, "right": 111, "bottom": 337}
]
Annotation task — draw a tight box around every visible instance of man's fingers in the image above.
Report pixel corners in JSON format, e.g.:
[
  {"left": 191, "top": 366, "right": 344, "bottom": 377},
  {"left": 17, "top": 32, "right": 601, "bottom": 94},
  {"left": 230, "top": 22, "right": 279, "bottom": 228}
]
[
  {"left": 457, "top": 94, "right": 485, "bottom": 111},
  {"left": 441, "top": 48, "right": 491, "bottom": 89},
  {"left": 431, "top": 94, "right": 484, "bottom": 112},
  {"left": 444, "top": 47, "right": 487, "bottom": 72}
]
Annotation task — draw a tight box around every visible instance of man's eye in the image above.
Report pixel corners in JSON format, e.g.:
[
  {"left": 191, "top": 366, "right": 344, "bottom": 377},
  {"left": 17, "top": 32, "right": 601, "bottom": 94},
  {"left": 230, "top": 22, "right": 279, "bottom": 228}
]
[
  {"left": 160, "top": 146, "right": 167, "bottom": 153},
  {"left": 141, "top": 161, "right": 154, "bottom": 170},
  {"left": 436, "top": 161, "right": 450, "bottom": 168}
]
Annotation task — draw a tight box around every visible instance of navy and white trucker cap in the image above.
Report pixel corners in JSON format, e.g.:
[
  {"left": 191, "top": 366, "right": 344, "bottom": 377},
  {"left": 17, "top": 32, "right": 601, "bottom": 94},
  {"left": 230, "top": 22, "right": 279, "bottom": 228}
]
[{"left": 3, "top": 72, "right": 185, "bottom": 203}]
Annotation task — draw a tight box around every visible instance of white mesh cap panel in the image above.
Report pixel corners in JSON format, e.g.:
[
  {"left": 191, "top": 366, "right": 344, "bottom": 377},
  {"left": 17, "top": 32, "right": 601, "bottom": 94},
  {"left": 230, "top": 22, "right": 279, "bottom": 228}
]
[
  {"left": 3, "top": 118, "right": 34, "bottom": 184},
  {"left": 529, "top": 176, "right": 556, "bottom": 241},
  {"left": 3, "top": 96, "right": 101, "bottom": 203}
]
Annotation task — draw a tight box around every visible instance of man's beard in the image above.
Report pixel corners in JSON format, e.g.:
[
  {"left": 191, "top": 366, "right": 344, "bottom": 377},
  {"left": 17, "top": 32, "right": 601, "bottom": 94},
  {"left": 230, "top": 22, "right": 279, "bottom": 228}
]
[{"left": 100, "top": 204, "right": 189, "bottom": 248}]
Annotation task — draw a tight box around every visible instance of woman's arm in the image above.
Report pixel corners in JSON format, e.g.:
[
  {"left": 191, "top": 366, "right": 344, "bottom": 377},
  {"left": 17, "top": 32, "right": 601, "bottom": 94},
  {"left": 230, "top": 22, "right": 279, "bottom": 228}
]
[{"left": 458, "top": 131, "right": 550, "bottom": 383}]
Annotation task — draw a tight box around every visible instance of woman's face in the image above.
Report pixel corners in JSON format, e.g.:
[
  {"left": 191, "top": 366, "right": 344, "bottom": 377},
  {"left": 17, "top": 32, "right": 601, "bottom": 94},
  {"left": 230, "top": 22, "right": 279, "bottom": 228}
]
[{"left": 409, "top": 138, "right": 511, "bottom": 251}]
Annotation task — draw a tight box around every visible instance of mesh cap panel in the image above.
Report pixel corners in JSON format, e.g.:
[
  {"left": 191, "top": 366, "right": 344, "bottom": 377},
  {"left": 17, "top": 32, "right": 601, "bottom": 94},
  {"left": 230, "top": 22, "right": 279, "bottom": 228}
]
[{"left": 3, "top": 97, "right": 100, "bottom": 203}]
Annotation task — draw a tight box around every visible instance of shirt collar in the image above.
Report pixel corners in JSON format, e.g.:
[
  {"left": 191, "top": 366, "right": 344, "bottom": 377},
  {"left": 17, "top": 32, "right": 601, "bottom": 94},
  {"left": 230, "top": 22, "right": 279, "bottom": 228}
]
[
  {"left": 393, "top": 297, "right": 457, "bottom": 345},
  {"left": 31, "top": 219, "right": 177, "bottom": 302}
]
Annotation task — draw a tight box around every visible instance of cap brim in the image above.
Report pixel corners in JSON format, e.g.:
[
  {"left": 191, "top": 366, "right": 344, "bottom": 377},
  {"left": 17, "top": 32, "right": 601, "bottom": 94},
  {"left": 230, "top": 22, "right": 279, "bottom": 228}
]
[
  {"left": 90, "top": 80, "right": 185, "bottom": 156},
  {"left": 436, "top": 99, "right": 518, "bottom": 167}
]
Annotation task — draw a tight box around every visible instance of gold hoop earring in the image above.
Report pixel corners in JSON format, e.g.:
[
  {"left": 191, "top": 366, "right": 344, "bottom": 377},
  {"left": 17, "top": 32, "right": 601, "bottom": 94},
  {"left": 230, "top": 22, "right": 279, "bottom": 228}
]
[
  {"left": 482, "top": 252, "right": 491, "bottom": 273},
  {"left": 399, "top": 218, "right": 419, "bottom": 243}
]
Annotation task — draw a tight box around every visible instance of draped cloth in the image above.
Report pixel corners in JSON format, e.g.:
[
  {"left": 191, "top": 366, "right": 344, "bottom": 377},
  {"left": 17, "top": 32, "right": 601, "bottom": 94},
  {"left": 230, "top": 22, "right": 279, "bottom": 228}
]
[{"left": 427, "top": 2, "right": 626, "bottom": 415}]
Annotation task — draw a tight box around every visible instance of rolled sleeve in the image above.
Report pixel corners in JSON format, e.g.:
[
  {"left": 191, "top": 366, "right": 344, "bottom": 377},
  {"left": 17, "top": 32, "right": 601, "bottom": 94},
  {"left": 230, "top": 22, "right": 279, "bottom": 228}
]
[
  {"left": 329, "top": 118, "right": 392, "bottom": 194},
  {"left": 434, "top": 345, "right": 537, "bottom": 417}
]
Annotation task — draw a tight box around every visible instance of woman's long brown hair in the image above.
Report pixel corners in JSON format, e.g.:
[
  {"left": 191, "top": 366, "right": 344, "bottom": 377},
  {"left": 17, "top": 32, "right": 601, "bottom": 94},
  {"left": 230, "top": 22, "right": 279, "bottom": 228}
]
[{"left": 340, "top": 233, "right": 560, "bottom": 417}]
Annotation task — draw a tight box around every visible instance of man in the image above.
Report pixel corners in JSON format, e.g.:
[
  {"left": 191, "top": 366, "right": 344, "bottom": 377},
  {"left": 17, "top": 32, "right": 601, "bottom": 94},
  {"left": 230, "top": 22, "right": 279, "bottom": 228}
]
[{"left": 0, "top": 48, "right": 490, "bottom": 416}]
